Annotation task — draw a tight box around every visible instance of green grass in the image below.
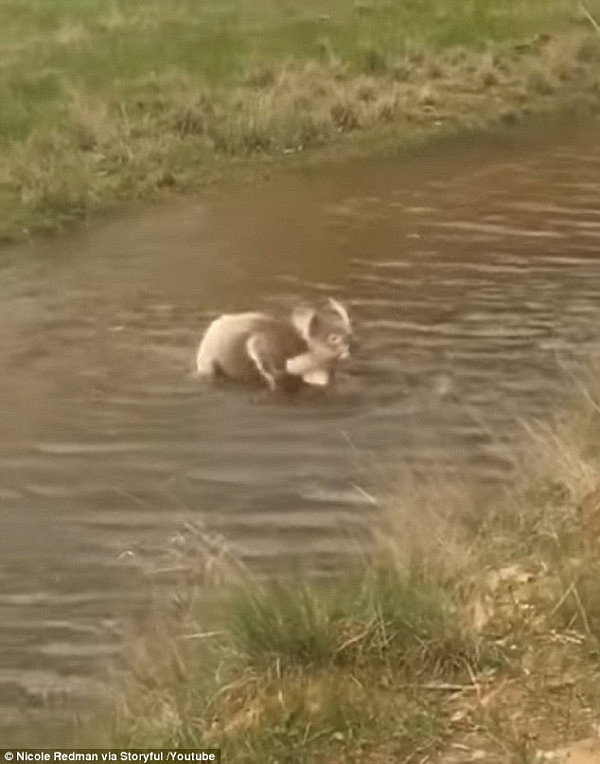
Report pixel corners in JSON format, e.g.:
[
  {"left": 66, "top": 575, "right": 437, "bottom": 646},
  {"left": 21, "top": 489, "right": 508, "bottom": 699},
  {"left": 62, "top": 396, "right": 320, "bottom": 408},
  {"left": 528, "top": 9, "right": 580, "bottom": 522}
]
[
  {"left": 0, "top": 0, "right": 598, "bottom": 239},
  {"left": 0, "top": 0, "right": 579, "bottom": 142},
  {"left": 0, "top": 0, "right": 580, "bottom": 128},
  {"left": 227, "top": 566, "right": 480, "bottom": 674}
]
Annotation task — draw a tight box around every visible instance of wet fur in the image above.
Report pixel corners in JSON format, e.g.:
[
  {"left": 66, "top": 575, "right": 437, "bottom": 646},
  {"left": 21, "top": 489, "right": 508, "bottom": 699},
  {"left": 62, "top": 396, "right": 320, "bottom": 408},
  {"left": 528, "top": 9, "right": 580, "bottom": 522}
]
[{"left": 196, "top": 301, "right": 352, "bottom": 392}]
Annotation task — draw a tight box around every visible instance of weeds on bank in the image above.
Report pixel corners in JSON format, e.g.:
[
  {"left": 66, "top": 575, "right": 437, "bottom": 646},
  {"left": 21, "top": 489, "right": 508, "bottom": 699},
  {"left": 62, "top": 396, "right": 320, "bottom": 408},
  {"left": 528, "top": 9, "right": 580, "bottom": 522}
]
[
  {"left": 1, "top": 0, "right": 600, "bottom": 238},
  {"left": 105, "top": 542, "right": 484, "bottom": 756},
  {"left": 98, "top": 364, "right": 600, "bottom": 761}
]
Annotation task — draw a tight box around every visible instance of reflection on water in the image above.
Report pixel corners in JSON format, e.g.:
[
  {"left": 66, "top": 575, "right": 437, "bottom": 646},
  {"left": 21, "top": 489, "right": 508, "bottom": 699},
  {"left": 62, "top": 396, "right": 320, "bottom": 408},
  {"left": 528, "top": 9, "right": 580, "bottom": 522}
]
[{"left": 2, "top": 119, "right": 600, "bottom": 739}]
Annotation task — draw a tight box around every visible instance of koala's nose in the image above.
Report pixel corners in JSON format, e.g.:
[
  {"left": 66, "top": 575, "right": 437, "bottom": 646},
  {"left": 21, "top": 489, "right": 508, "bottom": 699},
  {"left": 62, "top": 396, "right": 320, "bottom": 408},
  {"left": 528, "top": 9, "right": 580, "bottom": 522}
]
[
  {"left": 347, "top": 336, "right": 359, "bottom": 354},
  {"left": 339, "top": 339, "right": 357, "bottom": 360}
]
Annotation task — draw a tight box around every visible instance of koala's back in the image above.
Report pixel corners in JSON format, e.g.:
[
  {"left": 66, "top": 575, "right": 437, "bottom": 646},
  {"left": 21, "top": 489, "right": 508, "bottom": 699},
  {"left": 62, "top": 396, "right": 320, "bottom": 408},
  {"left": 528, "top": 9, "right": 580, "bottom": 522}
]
[{"left": 196, "top": 312, "right": 306, "bottom": 382}]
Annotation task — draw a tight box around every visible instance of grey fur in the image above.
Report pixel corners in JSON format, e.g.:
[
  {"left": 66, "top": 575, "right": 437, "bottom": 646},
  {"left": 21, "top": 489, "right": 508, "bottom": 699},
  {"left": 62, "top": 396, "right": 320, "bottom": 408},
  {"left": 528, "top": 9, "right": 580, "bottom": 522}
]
[{"left": 195, "top": 300, "right": 353, "bottom": 391}]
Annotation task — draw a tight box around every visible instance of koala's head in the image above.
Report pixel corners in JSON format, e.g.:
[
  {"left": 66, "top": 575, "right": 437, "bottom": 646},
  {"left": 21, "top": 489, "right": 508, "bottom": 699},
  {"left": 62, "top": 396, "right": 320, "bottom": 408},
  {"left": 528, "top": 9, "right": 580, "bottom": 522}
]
[{"left": 291, "top": 297, "right": 354, "bottom": 365}]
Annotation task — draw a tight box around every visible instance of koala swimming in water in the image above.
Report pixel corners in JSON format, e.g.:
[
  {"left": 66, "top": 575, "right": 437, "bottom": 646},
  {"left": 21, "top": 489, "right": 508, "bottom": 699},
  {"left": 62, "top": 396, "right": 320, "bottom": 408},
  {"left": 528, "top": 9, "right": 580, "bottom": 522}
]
[{"left": 195, "top": 298, "right": 354, "bottom": 393}]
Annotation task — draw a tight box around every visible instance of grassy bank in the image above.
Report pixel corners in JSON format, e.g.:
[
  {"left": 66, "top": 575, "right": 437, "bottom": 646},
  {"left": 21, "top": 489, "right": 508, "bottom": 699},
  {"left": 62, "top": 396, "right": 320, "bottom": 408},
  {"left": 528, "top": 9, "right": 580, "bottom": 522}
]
[
  {"left": 82, "top": 367, "right": 600, "bottom": 762},
  {"left": 1, "top": 0, "right": 600, "bottom": 240}
]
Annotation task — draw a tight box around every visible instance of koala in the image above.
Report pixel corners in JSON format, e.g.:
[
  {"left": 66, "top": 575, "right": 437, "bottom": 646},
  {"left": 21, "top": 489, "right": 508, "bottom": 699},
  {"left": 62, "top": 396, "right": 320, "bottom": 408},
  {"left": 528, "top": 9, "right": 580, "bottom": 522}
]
[{"left": 195, "top": 297, "right": 354, "bottom": 392}]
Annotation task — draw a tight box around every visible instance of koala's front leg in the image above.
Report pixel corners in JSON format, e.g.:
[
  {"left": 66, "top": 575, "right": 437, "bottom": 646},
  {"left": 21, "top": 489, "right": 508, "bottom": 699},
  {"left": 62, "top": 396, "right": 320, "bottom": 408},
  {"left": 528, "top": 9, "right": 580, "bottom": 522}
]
[{"left": 245, "top": 333, "right": 279, "bottom": 391}]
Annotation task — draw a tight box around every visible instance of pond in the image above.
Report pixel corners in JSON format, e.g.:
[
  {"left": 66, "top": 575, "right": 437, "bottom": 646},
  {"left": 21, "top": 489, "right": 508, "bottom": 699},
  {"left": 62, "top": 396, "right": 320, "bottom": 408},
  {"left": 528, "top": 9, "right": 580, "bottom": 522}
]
[{"left": 2, "top": 118, "right": 600, "bottom": 741}]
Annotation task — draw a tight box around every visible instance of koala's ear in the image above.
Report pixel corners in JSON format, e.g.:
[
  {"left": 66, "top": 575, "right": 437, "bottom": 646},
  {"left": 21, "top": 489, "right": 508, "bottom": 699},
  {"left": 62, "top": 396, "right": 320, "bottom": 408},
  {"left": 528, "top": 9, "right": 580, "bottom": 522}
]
[
  {"left": 291, "top": 306, "right": 320, "bottom": 340},
  {"left": 327, "top": 297, "right": 351, "bottom": 331}
]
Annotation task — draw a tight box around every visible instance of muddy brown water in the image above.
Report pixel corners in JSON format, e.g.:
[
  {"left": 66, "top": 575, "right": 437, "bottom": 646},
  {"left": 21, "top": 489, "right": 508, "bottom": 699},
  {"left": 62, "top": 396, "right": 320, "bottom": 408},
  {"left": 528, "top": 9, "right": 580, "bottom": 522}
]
[{"left": 2, "top": 119, "right": 600, "bottom": 740}]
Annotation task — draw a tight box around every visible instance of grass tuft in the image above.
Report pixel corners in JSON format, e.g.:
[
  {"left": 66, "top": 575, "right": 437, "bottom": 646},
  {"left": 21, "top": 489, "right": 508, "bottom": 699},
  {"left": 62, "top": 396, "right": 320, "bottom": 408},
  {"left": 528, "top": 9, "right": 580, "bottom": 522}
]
[{"left": 228, "top": 579, "right": 338, "bottom": 667}]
